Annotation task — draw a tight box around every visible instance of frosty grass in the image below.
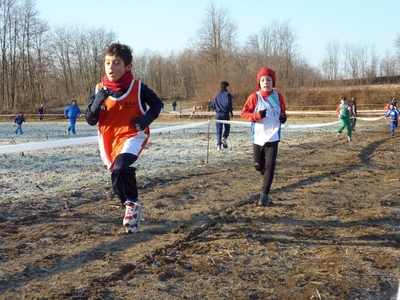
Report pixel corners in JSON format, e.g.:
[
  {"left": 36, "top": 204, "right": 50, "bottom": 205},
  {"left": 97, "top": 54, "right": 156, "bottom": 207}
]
[{"left": 0, "top": 119, "right": 336, "bottom": 200}]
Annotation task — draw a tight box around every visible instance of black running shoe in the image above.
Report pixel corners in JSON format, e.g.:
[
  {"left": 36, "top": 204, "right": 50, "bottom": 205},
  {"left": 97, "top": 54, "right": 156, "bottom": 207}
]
[{"left": 258, "top": 194, "right": 273, "bottom": 206}]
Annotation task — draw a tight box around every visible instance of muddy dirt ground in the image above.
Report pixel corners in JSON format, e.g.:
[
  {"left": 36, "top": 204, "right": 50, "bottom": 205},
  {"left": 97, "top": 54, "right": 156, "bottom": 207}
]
[{"left": 0, "top": 123, "right": 399, "bottom": 300}]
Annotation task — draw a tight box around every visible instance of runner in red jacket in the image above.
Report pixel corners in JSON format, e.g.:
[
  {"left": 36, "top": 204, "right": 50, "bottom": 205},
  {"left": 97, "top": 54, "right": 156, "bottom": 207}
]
[{"left": 241, "top": 66, "right": 287, "bottom": 206}]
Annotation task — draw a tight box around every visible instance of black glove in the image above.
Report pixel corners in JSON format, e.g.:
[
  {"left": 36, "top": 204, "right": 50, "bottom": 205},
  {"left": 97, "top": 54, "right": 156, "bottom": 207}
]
[
  {"left": 259, "top": 109, "right": 267, "bottom": 118},
  {"left": 91, "top": 88, "right": 110, "bottom": 112},
  {"left": 133, "top": 115, "right": 151, "bottom": 131},
  {"left": 230, "top": 112, "right": 233, "bottom": 118},
  {"left": 279, "top": 114, "right": 287, "bottom": 124}
]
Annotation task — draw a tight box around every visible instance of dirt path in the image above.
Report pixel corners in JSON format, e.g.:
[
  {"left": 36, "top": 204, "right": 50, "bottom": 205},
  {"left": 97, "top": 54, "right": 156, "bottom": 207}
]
[{"left": 1, "top": 126, "right": 399, "bottom": 299}]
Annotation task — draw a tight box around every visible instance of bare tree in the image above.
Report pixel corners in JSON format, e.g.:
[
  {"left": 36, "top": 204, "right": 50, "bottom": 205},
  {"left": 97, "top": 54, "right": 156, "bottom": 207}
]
[
  {"left": 365, "top": 44, "right": 378, "bottom": 78},
  {"left": 395, "top": 32, "right": 400, "bottom": 57},
  {"left": 343, "top": 42, "right": 378, "bottom": 80},
  {"left": 194, "top": 1, "right": 237, "bottom": 74},
  {"left": 48, "top": 25, "right": 75, "bottom": 100},
  {"left": 17, "top": 0, "right": 50, "bottom": 108},
  {"left": 393, "top": 33, "right": 400, "bottom": 75},
  {"left": 357, "top": 43, "right": 369, "bottom": 78},
  {"left": 243, "top": 20, "right": 299, "bottom": 87},
  {"left": 270, "top": 20, "right": 298, "bottom": 83},
  {"left": 244, "top": 27, "right": 273, "bottom": 69},
  {"left": 344, "top": 43, "right": 360, "bottom": 79},
  {"left": 0, "top": 0, "right": 18, "bottom": 110},
  {"left": 47, "top": 24, "right": 116, "bottom": 103},
  {"left": 2, "top": 0, "right": 399, "bottom": 113},
  {"left": 30, "top": 17, "right": 50, "bottom": 106},
  {"left": 72, "top": 27, "right": 116, "bottom": 98},
  {"left": 379, "top": 49, "right": 397, "bottom": 77},
  {"left": 176, "top": 49, "right": 197, "bottom": 101},
  {"left": 321, "top": 39, "right": 341, "bottom": 80}
]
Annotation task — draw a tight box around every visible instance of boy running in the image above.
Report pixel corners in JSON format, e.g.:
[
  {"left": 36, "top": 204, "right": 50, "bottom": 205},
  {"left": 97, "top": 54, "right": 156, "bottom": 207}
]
[{"left": 85, "top": 43, "right": 163, "bottom": 233}]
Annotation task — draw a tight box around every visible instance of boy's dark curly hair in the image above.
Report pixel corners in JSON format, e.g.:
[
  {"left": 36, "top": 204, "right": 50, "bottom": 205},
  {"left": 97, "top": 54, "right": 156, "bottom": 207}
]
[{"left": 104, "top": 43, "right": 133, "bottom": 66}]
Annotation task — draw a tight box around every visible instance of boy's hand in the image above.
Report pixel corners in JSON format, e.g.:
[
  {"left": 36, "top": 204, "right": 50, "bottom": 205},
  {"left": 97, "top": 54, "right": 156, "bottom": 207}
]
[
  {"left": 133, "top": 116, "right": 150, "bottom": 131},
  {"left": 92, "top": 88, "right": 110, "bottom": 112},
  {"left": 259, "top": 109, "right": 267, "bottom": 118},
  {"left": 279, "top": 114, "right": 287, "bottom": 124}
]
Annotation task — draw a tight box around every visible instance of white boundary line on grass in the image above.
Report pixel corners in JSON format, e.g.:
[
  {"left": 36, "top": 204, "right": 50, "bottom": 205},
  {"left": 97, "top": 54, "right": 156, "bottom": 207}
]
[
  {"left": 0, "top": 116, "right": 385, "bottom": 155},
  {"left": 0, "top": 121, "right": 209, "bottom": 155}
]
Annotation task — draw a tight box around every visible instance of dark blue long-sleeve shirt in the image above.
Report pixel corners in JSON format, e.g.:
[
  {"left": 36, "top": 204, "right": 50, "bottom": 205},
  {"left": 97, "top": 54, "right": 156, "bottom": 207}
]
[
  {"left": 212, "top": 89, "right": 233, "bottom": 118},
  {"left": 14, "top": 114, "right": 25, "bottom": 125}
]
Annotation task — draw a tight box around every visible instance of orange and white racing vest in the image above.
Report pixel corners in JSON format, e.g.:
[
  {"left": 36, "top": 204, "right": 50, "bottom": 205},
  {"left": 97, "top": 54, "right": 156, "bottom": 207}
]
[{"left": 96, "top": 79, "right": 149, "bottom": 170}]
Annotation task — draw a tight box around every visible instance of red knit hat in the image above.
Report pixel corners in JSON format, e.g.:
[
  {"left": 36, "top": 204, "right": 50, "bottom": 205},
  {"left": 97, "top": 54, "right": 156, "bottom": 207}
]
[{"left": 257, "top": 66, "right": 276, "bottom": 88}]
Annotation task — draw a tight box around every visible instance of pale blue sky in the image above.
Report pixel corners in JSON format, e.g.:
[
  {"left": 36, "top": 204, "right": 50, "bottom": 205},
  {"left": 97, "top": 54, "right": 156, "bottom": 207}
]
[{"left": 35, "top": 0, "right": 399, "bottom": 67}]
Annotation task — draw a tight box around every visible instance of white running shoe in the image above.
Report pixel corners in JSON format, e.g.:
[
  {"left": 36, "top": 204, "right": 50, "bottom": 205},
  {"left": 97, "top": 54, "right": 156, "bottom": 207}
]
[
  {"left": 123, "top": 200, "right": 142, "bottom": 226},
  {"left": 125, "top": 211, "right": 143, "bottom": 234}
]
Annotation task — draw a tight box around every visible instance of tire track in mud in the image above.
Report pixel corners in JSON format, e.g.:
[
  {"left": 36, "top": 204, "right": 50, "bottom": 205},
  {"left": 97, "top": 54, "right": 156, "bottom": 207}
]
[
  {"left": 94, "top": 129, "right": 400, "bottom": 298},
  {"left": 0, "top": 162, "right": 261, "bottom": 298},
  {"left": 1, "top": 129, "right": 400, "bottom": 299},
  {"left": 84, "top": 132, "right": 397, "bottom": 280}
]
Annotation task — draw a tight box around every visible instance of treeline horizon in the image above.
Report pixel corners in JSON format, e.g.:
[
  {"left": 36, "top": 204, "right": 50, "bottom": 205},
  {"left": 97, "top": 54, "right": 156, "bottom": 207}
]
[{"left": 1, "top": 0, "right": 400, "bottom": 112}]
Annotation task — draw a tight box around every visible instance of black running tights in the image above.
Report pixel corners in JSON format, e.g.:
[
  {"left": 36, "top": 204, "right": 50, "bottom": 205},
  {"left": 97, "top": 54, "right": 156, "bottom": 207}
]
[
  {"left": 111, "top": 153, "right": 138, "bottom": 205},
  {"left": 253, "top": 141, "right": 279, "bottom": 195}
]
